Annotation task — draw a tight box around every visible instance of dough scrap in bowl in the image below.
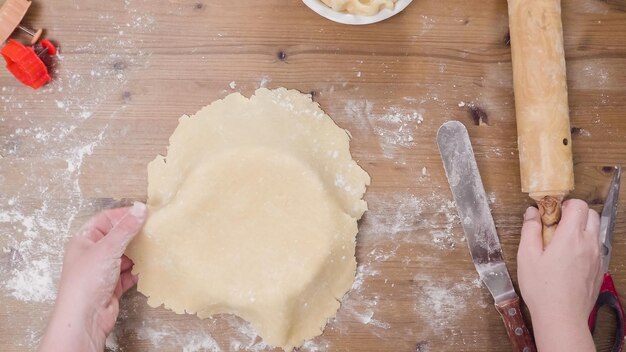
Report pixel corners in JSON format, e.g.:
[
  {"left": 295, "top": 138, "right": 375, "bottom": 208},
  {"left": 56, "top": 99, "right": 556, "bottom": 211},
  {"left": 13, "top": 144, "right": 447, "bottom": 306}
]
[
  {"left": 321, "top": 0, "right": 396, "bottom": 16},
  {"left": 126, "top": 88, "right": 370, "bottom": 350}
]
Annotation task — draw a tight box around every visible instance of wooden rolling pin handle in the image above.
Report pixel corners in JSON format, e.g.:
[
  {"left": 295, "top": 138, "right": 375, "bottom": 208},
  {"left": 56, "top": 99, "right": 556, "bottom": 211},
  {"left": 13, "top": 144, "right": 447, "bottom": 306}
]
[
  {"left": 495, "top": 297, "right": 537, "bottom": 352},
  {"left": 536, "top": 195, "right": 562, "bottom": 247}
]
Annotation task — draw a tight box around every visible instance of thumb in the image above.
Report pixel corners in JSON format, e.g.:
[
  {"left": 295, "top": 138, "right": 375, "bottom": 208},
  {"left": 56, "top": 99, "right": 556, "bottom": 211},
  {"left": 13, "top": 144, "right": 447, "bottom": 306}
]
[
  {"left": 519, "top": 207, "right": 543, "bottom": 256},
  {"left": 99, "top": 202, "right": 147, "bottom": 257}
]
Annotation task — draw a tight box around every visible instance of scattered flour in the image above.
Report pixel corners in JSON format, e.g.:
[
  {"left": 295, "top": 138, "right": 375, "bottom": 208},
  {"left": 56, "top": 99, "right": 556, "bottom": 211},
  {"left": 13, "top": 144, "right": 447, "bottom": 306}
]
[
  {"left": 322, "top": 188, "right": 465, "bottom": 342},
  {"left": 136, "top": 320, "right": 221, "bottom": 352},
  {"left": 343, "top": 100, "right": 425, "bottom": 159},
  {"left": 182, "top": 335, "right": 222, "bottom": 352},
  {"left": 428, "top": 198, "right": 461, "bottom": 250},
  {"left": 583, "top": 64, "right": 610, "bottom": 87},
  {"left": 344, "top": 99, "right": 374, "bottom": 125},
  {"left": 301, "top": 339, "right": 331, "bottom": 352},
  {"left": 1, "top": 127, "right": 104, "bottom": 304},
  {"left": 223, "top": 317, "right": 271, "bottom": 352},
  {"left": 4, "top": 258, "right": 56, "bottom": 302},
  {"left": 105, "top": 330, "right": 120, "bottom": 351},
  {"left": 361, "top": 191, "right": 461, "bottom": 250},
  {"left": 574, "top": 128, "right": 592, "bottom": 137},
  {"left": 258, "top": 76, "right": 271, "bottom": 88},
  {"left": 420, "top": 15, "right": 436, "bottom": 34},
  {"left": 414, "top": 275, "right": 486, "bottom": 333},
  {"left": 0, "top": 0, "right": 156, "bottom": 349},
  {"left": 374, "top": 106, "right": 424, "bottom": 158},
  {"left": 351, "top": 263, "right": 380, "bottom": 292},
  {"left": 487, "top": 192, "right": 497, "bottom": 205}
]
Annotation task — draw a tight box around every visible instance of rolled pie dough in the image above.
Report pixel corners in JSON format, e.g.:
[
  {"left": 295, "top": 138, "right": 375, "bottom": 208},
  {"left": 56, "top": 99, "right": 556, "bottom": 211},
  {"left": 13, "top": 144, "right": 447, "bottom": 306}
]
[{"left": 126, "top": 88, "right": 370, "bottom": 350}]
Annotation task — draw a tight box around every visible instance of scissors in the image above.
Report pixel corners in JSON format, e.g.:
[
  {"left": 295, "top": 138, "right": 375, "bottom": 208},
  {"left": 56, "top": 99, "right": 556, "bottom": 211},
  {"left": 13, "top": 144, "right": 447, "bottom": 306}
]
[{"left": 588, "top": 165, "right": 624, "bottom": 352}]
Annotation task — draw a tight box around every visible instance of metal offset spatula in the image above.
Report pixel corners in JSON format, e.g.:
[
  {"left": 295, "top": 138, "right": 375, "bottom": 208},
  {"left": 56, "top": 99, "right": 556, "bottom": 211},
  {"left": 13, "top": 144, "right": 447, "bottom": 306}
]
[{"left": 437, "top": 121, "right": 536, "bottom": 352}]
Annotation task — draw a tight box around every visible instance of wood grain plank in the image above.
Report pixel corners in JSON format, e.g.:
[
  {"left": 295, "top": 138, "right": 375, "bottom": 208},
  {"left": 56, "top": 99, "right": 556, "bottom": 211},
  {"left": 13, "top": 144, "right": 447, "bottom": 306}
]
[{"left": 1, "top": 0, "right": 626, "bottom": 351}]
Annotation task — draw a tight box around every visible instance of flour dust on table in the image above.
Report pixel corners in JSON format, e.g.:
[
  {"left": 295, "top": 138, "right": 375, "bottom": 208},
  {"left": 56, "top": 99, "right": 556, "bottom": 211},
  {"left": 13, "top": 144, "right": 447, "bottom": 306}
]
[
  {"left": 126, "top": 88, "right": 371, "bottom": 350},
  {"left": 1, "top": 2, "right": 165, "bottom": 348}
]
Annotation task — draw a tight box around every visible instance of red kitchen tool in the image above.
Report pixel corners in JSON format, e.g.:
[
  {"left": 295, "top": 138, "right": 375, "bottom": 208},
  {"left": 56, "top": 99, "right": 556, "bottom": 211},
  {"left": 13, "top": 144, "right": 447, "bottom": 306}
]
[
  {"left": 588, "top": 165, "right": 624, "bottom": 352},
  {"left": 1, "top": 38, "right": 55, "bottom": 89}
]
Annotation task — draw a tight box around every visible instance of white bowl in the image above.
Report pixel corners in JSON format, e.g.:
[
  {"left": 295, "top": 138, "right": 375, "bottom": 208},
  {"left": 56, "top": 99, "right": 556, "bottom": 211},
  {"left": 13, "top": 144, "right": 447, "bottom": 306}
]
[{"left": 302, "top": 0, "right": 413, "bottom": 25}]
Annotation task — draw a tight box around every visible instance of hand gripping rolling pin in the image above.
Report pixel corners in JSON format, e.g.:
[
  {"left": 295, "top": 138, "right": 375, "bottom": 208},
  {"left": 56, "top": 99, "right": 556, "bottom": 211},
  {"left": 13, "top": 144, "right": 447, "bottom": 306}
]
[{"left": 508, "top": 0, "right": 574, "bottom": 246}]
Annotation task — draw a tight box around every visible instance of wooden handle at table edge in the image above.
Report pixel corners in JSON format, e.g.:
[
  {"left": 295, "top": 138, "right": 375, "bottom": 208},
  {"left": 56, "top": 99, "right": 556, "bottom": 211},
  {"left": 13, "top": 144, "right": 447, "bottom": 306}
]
[
  {"left": 495, "top": 297, "right": 537, "bottom": 352},
  {"left": 534, "top": 195, "right": 564, "bottom": 247}
]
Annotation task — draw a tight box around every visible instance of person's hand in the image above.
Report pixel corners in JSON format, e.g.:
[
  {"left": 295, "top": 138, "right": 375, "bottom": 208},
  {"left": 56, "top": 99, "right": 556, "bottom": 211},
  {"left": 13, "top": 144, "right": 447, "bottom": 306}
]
[
  {"left": 39, "top": 202, "right": 147, "bottom": 352},
  {"left": 517, "top": 199, "right": 603, "bottom": 352}
]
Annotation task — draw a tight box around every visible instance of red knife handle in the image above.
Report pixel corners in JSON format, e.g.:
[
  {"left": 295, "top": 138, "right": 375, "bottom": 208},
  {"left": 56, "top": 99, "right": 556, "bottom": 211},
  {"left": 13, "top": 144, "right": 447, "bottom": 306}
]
[
  {"left": 495, "top": 297, "right": 537, "bottom": 352},
  {"left": 588, "top": 272, "right": 625, "bottom": 352}
]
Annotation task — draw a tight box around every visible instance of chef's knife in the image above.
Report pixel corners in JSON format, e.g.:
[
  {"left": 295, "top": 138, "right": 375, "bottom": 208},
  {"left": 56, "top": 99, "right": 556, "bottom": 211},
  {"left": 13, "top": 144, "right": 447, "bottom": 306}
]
[{"left": 437, "top": 121, "right": 536, "bottom": 352}]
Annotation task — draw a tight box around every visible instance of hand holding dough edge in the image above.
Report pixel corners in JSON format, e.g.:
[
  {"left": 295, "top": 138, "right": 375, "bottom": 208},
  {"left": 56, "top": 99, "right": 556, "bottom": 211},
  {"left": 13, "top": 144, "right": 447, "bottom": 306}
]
[{"left": 39, "top": 202, "right": 147, "bottom": 352}]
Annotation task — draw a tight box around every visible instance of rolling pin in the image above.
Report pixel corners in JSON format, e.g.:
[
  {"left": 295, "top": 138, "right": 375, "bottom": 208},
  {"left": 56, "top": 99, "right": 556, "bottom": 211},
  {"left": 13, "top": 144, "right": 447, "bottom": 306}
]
[{"left": 508, "top": 0, "right": 574, "bottom": 247}]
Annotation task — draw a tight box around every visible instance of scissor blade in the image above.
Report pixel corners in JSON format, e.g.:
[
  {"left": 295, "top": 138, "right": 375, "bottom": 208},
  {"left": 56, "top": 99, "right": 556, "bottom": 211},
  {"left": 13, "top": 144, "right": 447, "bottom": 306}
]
[{"left": 600, "top": 166, "right": 621, "bottom": 274}]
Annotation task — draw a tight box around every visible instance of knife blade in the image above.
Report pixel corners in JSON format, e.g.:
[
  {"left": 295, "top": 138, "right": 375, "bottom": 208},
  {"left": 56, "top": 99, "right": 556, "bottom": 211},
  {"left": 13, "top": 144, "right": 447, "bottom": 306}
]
[{"left": 437, "top": 121, "right": 536, "bottom": 352}]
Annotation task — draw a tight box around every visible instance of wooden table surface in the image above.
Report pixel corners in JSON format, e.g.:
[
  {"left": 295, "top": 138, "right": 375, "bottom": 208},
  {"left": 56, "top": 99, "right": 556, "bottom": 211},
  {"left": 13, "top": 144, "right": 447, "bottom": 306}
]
[{"left": 1, "top": 0, "right": 626, "bottom": 351}]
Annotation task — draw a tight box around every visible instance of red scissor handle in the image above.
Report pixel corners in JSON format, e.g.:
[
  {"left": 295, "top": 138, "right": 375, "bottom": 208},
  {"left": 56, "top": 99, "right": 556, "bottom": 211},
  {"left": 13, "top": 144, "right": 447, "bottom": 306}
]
[
  {"left": 40, "top": 39, "right": 57, "bottom": 56},
  {"left": 588, "top": 272, "right": 626, "bottom": 352}
]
